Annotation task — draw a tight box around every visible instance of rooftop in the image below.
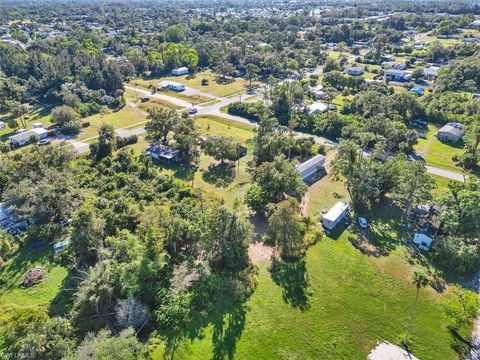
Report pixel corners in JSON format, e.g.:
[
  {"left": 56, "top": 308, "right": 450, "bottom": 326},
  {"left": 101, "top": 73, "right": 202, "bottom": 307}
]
[
  {"left": 9, "top": 128, "right": 48, "bottom": 143},
  {"left": 323, "top": 201, "right": 349, "bottom": 222},
  {"left": 296, "top": 154, "right": 325, "bottom": 174}
]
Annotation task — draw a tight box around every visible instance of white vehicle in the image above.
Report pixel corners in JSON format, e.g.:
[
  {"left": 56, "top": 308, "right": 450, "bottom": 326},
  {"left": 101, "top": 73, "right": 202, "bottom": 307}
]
[{"left": 357, "top": 216, "right": 368, "bottom": 229}]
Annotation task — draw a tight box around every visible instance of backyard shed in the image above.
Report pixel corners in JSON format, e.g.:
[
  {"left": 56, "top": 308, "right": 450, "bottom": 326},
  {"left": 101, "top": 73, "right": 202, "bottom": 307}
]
[
  {"left": 321, "top": 201, "right": 349, "bottom": 233},
  {"left": 172, "top": 67, "right": 189, "bottom": 76}
]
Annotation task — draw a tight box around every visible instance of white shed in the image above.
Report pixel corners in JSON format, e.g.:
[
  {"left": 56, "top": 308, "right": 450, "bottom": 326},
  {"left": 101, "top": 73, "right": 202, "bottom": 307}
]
[
  {"left": 172, "top": 67, "right": 189, "bottom": 76},
  {"left": 321, "top": 201, "right": 349, "bottom": 232},
  {"left": 413, "top": 233, "right": 433, "bottom": 251}
]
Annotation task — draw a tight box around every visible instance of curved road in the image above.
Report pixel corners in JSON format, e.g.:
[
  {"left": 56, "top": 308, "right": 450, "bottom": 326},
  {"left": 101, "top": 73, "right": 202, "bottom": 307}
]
[{"left": 95, "top": 85, "right": 468, "bottom": 182}]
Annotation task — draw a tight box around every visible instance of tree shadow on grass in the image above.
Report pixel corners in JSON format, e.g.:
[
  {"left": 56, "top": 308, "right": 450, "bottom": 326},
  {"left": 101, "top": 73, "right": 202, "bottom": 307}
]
[
  {"left": 269, "top": 256, "right": 310, "bottom": 311},
  {"left": 163, "top": 274, "right": 251, "bottom": 360},
  {"left": 48, "top": 269, "right": 78, "bottom": 317},
  {"left": 202, "top": 162, "right": 236, "bottom": 188}
]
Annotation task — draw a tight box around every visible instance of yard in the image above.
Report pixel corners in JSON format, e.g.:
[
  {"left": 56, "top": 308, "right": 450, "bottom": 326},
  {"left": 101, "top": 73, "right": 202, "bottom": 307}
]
[
  {"left": 157, "top": 230, "right": 464, "bottom": 360},
  {"left": 0, "top": 105, "right": 53, "bottom": 142},
  {"left": 414, "top": 124, "right": 466, "bottom": 174},
  {"left": 129, "top": 70, "right": 250, "bottom": 98},
  {"left": 0, "top": 246, "right": 69, "bottom": 310},
  {"left": 126, "top": 115, "right": 256, "bottom": 209}
]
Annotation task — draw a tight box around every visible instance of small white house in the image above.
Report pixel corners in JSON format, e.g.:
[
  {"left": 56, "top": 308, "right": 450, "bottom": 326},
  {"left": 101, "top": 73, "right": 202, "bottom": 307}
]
[
  {"left": 308, "top": 102, "right": 329, "bottom": 115},
  {"left": 413, "top": 233, "right": 433, "bottom": 251},
  {"left": 321, "top": 201, "right": 349, "bottom": 232},
  {"left": 156, "top": 81, "right": 186, "bottom": 92},
  {"left": 9, "top": 128, "right": 48, "bottom": 147},
  {"left": 0, "top": 121, "right": 5, "bottom": 129},
  {"left": 171, "top": 67, "right": 189, "bottom": 76},
  {"left": 437, "top": 122, "right": 464, "bottom": 143},
  {"left": 346, "top": 66, "right": 364, "bottom": 76},
  {"left": 296, "top": 154, "right": 325, "bottom": 181}
]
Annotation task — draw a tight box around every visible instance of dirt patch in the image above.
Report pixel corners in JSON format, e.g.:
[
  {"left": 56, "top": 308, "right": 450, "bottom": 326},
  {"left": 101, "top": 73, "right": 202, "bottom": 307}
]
[{"left": 248, "top": 242, "right": 274, "bottom": 265}]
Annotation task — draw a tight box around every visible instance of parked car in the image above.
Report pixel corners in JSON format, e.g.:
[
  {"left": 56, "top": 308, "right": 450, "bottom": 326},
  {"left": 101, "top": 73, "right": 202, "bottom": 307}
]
[
  {"left": 357, "top": 216, "right": 368, "bottom": 229},
  {"left": 188, "top": 108, "right": 198, "bottom": 115}
]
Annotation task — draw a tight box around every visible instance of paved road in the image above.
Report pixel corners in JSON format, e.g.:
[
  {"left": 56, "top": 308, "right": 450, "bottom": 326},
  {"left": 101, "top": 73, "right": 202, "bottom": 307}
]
[
  {"left": 426, "top": 166, "right": 467, "bottom": 182},
  {"left": 80, "top": 84, "right": 469, "bottom": 182}
]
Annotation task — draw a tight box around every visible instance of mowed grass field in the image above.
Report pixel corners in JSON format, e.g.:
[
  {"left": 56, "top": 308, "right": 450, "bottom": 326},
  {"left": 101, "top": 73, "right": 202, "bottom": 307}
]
[
  {"left": 0, "top": 246, "right": 68, "bottom": 309},
  {"left": 414, "top": 124, "right": 466, "bottom": 174},
  {"left": 163, "top": 232, "right": 461, "bottom": 360},
  {"left": 130, "top": 70, "right": 250, "bottom": 98}
]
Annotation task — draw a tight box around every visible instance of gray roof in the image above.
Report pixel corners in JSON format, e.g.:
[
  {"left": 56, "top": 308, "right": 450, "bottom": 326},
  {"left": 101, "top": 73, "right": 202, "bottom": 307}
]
[
  {"left": 296, "top": 154, "right": 325, "bottom": 174},
  {"left": 438, "top": 122, "right": 464, "bottom": 138},
  {"left": 9, "top": 128, "right": 48, "bottom": 143}
]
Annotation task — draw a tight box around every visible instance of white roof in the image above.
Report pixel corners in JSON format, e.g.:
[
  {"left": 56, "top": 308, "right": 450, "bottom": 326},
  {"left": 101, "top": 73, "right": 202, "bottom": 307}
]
[
  {"left": 438, "top": 122, "right": 464, "bottom": 137},
  {"left": 368, "top": 341, "right": 419, "bottom": 360},
  {"left": 157, "top": 80, "right": 185, "bottom": 88},
  {"left": 296, "top": 154, "right": 325, "bottom": 174},
  {"left": 323, "top": 201, "right": 349, "bottom": 222},
  {"left": 308, "top": 102, "right": 328, "bottom": 114},
  {"left": 173, "top": 66, "right": 188, "bottom": 72},
  {"left": 413, "top": 232, "right": 433, "bottom": 244},
  {"left": 9, "top": 128, "right": 48, "bottom": 143}
]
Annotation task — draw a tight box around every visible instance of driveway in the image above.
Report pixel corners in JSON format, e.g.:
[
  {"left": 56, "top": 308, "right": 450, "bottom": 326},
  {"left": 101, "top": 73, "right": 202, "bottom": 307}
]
[{"left": 426, "top": 166, "right": 467, "bottom": 182}]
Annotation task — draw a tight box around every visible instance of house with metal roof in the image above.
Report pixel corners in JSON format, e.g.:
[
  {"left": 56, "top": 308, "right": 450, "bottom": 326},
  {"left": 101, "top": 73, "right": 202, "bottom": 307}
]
[
  {"left": 146, "top": 144, "right": 181, "bottom": 163},
  {"left": 9, "top": 128, "right": 48, "bottom": 147},
  {"left": 437, "top": 122, "right": 464, "bottom": 143},
  {"left": 321, "top": 201, "right": 350, "bottom": 233},
  {"left": 296, "top": 154, "right": 325, "bottom": 181},
  {"left": 156, "top": 80, "right": 186, "bottom": 92}
]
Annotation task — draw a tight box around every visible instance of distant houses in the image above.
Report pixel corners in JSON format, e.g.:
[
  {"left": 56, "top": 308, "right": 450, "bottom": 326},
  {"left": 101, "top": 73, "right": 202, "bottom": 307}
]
[
  {"left": 437, "top": 122, "right": 464, "bottom": 143},
  {"left": 171, "top": 67, "right": 189, "bottom": 76},
  {"left": 156, "top": 80, "right": 186, "bottom": 92},
  {"left": 9, "top": 128, "right": 48, "bottom": 147},
  {"left": 296, "top": 154, "right": 326, "bottom": 181}
]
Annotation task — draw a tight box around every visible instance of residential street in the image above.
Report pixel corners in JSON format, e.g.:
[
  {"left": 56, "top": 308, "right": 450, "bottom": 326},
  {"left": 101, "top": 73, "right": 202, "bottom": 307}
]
[{"left": 86, "top": 84, "right": 467, "bottom": 182}]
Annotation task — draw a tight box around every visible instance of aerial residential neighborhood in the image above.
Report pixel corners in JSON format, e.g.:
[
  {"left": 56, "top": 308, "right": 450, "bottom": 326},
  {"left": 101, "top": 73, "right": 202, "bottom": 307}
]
[{"left": 0, "top": 0, "right": 479, "bottom": 359}]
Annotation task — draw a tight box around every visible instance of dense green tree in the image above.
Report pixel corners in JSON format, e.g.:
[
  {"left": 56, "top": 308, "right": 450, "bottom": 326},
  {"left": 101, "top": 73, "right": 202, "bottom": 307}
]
[
  {"left": 204, "top": 136, "right": 238, "bottom": 164},
  {"left": 269, "top": 198, "right": 306, "bottom": 260},
  {"left": 206, "top": 206, "right": 252, "bottom": 272},
  {"left": 145, "top": 108, "right": 178, "bottom": 145}
]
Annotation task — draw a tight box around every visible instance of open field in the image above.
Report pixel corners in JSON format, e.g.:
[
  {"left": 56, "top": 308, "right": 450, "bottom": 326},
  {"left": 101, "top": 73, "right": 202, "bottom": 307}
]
[
  {"left": 163, "top": 229, "right": 465, "bottom": 360},
  {"left": 0, "top": 105, "right": 53, "bottom": 142},
  {"left": 76, "top": 106, "right": 148, "bottom": 140},
  {"left": 414, "top": 124, "right": 466, "bottom": 175},
  {"left": 129, "top": 70, "right": 250, "bottom": 98},
  {"left": 0, "top": 246, "right": 69, "bottom": 309}
]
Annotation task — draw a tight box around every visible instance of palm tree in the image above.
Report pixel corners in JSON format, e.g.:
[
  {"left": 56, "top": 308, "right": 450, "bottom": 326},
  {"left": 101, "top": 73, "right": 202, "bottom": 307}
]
[{"left": 405, "top": 271, "right": 429, "bottom": 344}]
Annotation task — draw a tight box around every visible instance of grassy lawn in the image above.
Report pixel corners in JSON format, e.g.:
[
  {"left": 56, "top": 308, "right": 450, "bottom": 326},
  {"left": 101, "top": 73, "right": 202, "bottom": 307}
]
[
  {"left": 429, "top": 174, "right": 453, "bottom": 201},
  {"left": 167, "top": 230, "right": 463, "bottom": 360},
  {"left": 0, "top": 105, "right": 53, "bottom": 142},
  {"left": 130, "top": 70, "right": 250, "bottom": 98},
  {"left": 77, "top": 106, "right": 148, "bottom": 140},
  {"left": 305, "top": 175, "right": 350, "bottom": 219},
  {"left": 0, "top": 246, "right": 68, "bottom": 309},
  {"left": 414, "top": 124, "right": 466, "bottom": 174}
]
